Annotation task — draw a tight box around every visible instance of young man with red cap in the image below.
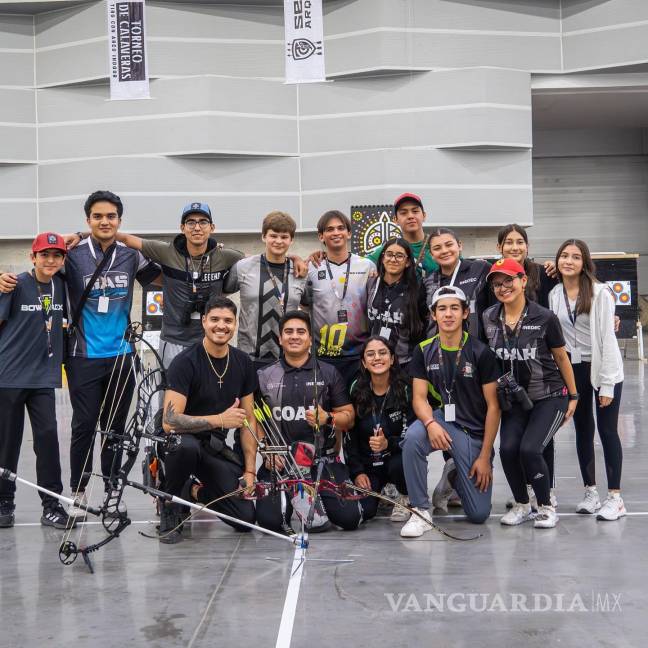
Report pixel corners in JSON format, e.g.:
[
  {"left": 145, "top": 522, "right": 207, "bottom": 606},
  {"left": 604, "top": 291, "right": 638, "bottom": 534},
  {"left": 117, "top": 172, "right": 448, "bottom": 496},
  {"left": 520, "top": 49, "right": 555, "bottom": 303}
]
[
  {"left": 0, "top": 233, "right": 74, "bottom": 529},
  {"left": 366, "top": 193, "right": 439, "bottom": 276}
]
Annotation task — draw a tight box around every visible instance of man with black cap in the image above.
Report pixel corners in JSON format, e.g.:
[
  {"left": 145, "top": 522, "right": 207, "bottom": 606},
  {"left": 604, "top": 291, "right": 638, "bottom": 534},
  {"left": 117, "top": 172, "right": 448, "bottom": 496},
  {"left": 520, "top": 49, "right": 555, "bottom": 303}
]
[{"left": 0, "top": 233, "right": 74, "bottom": 529}]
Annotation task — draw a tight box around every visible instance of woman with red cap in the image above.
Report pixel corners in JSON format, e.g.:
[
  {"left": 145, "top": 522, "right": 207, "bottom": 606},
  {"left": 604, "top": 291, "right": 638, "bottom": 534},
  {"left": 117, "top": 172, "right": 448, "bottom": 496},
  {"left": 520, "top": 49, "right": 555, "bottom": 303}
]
[{"left": 482, "top": 258, "right": 578, "bottom": 529}]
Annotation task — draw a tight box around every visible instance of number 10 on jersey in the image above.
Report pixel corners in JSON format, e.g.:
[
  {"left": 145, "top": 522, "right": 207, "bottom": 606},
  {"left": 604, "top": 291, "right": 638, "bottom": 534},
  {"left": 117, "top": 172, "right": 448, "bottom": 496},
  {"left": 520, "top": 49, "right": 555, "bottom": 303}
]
[{"left": 318, "top": 323, "right": 347, "bottom": 356}]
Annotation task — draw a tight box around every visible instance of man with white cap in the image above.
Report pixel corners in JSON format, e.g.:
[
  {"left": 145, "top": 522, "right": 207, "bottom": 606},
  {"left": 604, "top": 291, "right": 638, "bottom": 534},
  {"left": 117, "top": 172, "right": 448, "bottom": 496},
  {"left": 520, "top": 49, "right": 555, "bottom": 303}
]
[{"left": 399, "top": 286, "right": 501, "bottom": 537}]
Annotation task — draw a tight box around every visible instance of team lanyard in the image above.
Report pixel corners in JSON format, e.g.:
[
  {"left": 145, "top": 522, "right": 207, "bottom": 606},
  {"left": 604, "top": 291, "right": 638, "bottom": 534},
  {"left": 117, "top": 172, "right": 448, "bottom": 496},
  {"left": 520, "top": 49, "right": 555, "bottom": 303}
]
[
  {"left": 262, "top": 254, "right": 290, "bottom": 316},
  {"left": 87, "top": 240, "right": 117, "bottom": 288},
  {"left": 562, "top": 285, "right": 582, "bottom": 362},
  {"left": 371, "top": 387, "right": 391, "bottom": 428},
  {"left": 437, "top": 333, "right": 465, "bottom": 405},
  {"left": 325, "top": 256, "right": 351, "bottom": 303},
  {"left": 32, "top": 272, "right": 55, "bottom": 359},
  {"left": 185, "top": 254, "right": 207, "bottom": 294},
  {"left": 499, "top": 304, "right": 528, "bottom": 375}
]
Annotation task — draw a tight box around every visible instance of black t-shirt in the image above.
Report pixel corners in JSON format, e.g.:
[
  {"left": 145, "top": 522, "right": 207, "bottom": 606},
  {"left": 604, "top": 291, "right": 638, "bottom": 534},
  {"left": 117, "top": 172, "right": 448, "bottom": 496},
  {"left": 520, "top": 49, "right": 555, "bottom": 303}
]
[
  {"left": 256, "top": 356, "right": 350, "bottom": 446},
  {"left": 481, "top": 301, "right": 566, "bottom": 402},
  {"left": 346, "top": 385, "right": 415, "bottom": 478},
  {"left": 0, "top": 272, "right": 66, "bottom": 389},
  {"left": 166, "top": 342, "right": 257, "bottom": 441},
  {"left": 409, "top": 332, "right": 500, "bottom": 435},
  {"left": 366, "top": 276, "right": 428, "bottom": 365}
]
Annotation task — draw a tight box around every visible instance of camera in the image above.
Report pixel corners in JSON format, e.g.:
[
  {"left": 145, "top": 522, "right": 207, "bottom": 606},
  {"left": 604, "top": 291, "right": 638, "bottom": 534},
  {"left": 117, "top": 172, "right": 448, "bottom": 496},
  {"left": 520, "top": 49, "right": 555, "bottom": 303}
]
[
  {"left": 180, "top": 294, "right": 206, "bottom": 326},
  {"left": 497, "top": 373, "right": 534, "bottom": 412}
]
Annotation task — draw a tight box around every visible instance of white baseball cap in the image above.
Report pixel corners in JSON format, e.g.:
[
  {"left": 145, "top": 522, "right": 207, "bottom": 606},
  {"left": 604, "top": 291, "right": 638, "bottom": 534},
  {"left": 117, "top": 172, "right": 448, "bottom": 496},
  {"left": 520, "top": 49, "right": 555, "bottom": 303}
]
[{"left": 430, "top": 285, "right": 468, "bottom": 307}]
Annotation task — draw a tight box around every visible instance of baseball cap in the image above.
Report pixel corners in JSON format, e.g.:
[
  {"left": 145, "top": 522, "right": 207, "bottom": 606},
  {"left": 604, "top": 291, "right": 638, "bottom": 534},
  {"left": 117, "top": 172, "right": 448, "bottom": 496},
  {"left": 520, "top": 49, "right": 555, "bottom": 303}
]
[
  {"left": 181, "top": 202, "right": 213, "bottom": 224},
  {"left": 487, "top": 257, "right": 526, "bottom": 280},
  {"left": 32, "top": 232, "right": 66, "bottom": 255},
  {"left": 430, "top": 285, "right": 468, "bottom": 307},
  {"left": 394, "top": 192, "right": 424, "bottom": 213}
]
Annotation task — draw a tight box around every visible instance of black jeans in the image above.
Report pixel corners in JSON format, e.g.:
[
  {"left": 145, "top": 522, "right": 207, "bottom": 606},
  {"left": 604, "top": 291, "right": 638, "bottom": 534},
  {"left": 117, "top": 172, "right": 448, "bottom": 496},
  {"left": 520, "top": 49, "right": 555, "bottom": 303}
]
[
  {"left": 499, "top": 396, "right": 567, "bottom": 507},
  {"left": 0, "top": 388, "right": 63, "bottom": 509},
  {"left": 572, "top": 361, "right": 623, "bottom": 489},
  {"left": 256, "top": 460, "right": 362, "bottom": 532},
  {"left": 163, "top": 434, "right": 255, "bottom": 532},
  {"left": 357, "top": 452, "right": 407, "bottom": 521},
  {"left": 66, "top": 355, "right": 136, "bottom": 491}
]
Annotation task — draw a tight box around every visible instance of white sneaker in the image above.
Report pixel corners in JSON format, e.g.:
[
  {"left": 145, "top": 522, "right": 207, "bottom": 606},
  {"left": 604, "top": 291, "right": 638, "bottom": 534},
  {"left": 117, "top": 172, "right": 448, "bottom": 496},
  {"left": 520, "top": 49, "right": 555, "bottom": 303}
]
[
  {"left": 432, "top": 459, "right": 456, "bottom": 512},
  {"left": 576, "top": 486, "right": 601, "bottom": 514},
  {"left": 501, "top": 502, "right": 534, "bottom": 526},
  {"left": 505, "top": 495, "right": 515, "bottom": 509},
  {"left": 550, "top": 488, "right": 558, "bottom": 508},
  {"left": 597, "top": 494, "right": 626, "bottom": 521},
  {"left": 390, "top": 493, "right": 411, "bottom": 523},
  {"left": 67, "top": 492, "right": 88, "bottom": 519},
  {"left": 527, "top": 484, "right": 538, "bottom": 511},
  {"left": 534, "top": 504, "right": 558, "bottom": 528},
  {"left": 400, "top": 508, "right": 433, "bottom": 538}
]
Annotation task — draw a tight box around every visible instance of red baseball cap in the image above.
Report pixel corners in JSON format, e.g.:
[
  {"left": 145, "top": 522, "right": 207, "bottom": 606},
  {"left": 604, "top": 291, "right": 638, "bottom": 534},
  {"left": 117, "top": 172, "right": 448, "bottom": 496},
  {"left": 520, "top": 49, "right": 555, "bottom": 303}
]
[
  {"left": 487, "top": 257, "right": 526, "bottom": 279},
  {"left": 394, "top": 192, "right": 424, "bottom": 212},
  {"left": 32, "top": 232, "right": 67, "bottom": 255}
]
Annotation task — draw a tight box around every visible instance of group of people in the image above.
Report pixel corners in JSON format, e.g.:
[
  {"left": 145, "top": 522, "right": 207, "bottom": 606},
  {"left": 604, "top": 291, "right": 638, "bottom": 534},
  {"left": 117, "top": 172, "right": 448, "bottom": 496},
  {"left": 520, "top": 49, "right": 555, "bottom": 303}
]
[{"left": 0, "top": 190, "right": 626, "bottom": 545}]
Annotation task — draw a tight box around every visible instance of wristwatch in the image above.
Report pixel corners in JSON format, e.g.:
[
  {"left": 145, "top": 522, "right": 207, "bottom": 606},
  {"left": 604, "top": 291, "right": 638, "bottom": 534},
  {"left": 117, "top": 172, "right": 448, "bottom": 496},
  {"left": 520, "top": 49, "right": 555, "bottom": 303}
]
[{"left": 568, "top": 393, "right": 579, "bottom": 401}]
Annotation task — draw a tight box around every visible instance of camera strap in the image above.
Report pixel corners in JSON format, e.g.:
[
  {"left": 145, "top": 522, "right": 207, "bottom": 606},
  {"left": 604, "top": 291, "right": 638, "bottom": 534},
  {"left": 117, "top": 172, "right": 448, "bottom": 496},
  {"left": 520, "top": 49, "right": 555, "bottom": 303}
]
[
  {"left": 437, "top": 332, "right": 466, "bottom": 404},
  {"left": 499, "top": 304, "right": 528, "bottom": 375}
]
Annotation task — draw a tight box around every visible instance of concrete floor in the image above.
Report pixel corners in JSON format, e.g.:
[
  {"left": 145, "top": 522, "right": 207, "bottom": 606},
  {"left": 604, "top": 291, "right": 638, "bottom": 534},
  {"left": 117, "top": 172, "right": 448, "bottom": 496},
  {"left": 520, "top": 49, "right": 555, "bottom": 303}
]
[{"left": 1, "top": 360, "right": 646, "bottom": 648}]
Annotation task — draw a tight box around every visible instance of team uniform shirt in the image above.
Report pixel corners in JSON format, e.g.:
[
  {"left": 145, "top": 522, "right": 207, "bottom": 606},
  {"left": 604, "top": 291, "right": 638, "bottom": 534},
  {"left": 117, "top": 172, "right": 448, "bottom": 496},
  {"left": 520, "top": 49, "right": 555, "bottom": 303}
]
[
  {"left": 65, "top": 239, "right": 159, "bottom": 359},
  {"left": 482, "top": 301, "right": 567, "bottom": 402},
  {"left": 0, "top": 272, "right": 66, "bottom": 388},
  {"left": 410, "top": 332, "right": 500, "bottom": 435},
  {"left": 424, "top": 258, "right": 490, "bottom": 338},
  {"left": 166, "top": 342, "right": 257, "bottom": 443},
  {"left": 366, "top": 275, "right": 428, "bottom": 365},
  {"left": 302, "top": 254, "right": 375, "bottom": 360},
  {"left": 224, "top": 255, "right": 307, "bottom": 364},
  {"left": 366, "top": 237, "right": 439, "bottom": 276},
  {"left": 141, "top": 235, "right": 243, "bottom": 347},
  {"left": 257, "top": 356, "right": 349, "bottom": 448},
  {"left": 552, "top": 289, "right": 593, "bottom": 361},
  {"left": 345, "top": 385, "right": 414, "bottom": 478}
]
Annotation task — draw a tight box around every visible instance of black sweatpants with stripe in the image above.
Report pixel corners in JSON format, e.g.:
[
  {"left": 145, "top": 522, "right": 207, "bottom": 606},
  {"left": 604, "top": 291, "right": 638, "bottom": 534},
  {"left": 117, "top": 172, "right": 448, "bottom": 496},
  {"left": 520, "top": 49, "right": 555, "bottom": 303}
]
[{"left": 499, "top": 395, "right": 567, "bottom": 507}]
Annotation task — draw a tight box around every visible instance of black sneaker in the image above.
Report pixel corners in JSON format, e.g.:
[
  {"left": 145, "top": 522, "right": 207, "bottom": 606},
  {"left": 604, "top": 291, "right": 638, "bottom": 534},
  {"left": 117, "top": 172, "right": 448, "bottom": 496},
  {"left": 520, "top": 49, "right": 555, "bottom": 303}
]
[
  {"left": 41, "top": 504, "right": 77, "bottom": 530},
  {"left": 0, "top": 501, "right": 15, "bottom": 528},
  {"left": 158, "top": 501, "right": 184, "bottom": 544}
]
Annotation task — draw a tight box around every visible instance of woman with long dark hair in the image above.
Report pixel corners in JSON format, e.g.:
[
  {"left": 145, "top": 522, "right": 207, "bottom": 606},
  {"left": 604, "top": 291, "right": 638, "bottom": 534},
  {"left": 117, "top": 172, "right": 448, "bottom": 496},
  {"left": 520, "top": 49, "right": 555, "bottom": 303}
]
[
  {"left": 483, "top": 258, "right": 578, "bottom": 529},
  {"left": 496, "top": 224, "right": 557, "bottom": 307},
  {"left": 346, "top": 336, "right": 414, "bottom": 522},
  {"left": 549, "top": 239, "right": 625, "bottom": 521},
  {"left": 366, "top": 238, "right": 428, "bottom": 369},
  {"left": 424, "top": 228, "right": 490, "bottom": 339},
  {"left": 496, "top": 223, "right": 558, "bottom": 509}
]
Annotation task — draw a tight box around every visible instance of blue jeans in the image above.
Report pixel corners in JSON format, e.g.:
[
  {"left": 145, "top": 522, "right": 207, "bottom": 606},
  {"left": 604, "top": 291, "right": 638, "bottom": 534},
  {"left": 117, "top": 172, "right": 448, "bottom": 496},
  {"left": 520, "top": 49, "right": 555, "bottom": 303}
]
[{"left": 401, "top": 411, "right": 493, "bottom": 524}]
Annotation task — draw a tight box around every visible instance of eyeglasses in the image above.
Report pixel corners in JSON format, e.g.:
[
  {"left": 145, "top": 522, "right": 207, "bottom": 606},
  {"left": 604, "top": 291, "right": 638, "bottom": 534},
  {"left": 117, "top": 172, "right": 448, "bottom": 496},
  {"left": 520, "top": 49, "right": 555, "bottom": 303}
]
[
  {"left": 364, "top": 349, "right": 390, "bottom": 359},
  {"left": 383, "top": 252, "right": 407, "bottom": 262},
  {"left": 184, "top": 219, "right": 211, "bottom": 229},
  {"left": 491, "top": 276, "right": 517, "bottom": 291}
]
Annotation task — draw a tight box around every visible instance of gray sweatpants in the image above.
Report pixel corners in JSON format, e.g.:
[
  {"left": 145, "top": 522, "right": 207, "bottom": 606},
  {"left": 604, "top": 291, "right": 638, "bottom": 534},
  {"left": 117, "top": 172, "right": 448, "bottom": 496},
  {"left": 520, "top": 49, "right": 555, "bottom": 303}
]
[{"left": 401, "top": 410, "right": 493, "bottom": 524}]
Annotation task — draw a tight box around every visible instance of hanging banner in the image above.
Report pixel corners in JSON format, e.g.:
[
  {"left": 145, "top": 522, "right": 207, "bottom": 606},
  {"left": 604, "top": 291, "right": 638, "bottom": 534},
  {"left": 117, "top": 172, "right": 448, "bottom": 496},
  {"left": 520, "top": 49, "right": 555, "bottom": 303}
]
[
  {"left": 284, "top": 0, "right": 325, "bottom": 84},
  {"left": 350, "top": 205, "right": 401, "bottom": 256},
  {"left": 107, "top": 0, "right": 150, "bottom": 100}
]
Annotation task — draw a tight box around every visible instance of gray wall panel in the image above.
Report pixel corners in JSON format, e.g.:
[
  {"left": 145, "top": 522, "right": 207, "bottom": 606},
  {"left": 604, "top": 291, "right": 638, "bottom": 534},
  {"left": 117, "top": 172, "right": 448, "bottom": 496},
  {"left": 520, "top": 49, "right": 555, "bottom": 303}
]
[
  {"left": 38, "top": 156, "right": 300, "bottom": 197},
  {"left": 37, "top": 77, "right": 296, "bottom": 122},
  {"left": 0, "top": 88, "right": 35, "bottom": 122},
  {"left": 563, "top": 26, "right": 648, "bottom": 71},
  {"left": 0, "top": 13, "right": 34, "bottom": 48},
  {"left": 533, "top": 128, "right": 647, "bottom": 157},
  {"left": 562, "top": 0, "right": 648, "bottom": 30},
  {"left": 300, "top": 107, "right": 531, "bottom": 153},
  {"left": 0, "top": 52, "right": 33, "bottom": 86},
  {"left": 34, "top": 2, "right": 103, "bottom": 47},
  {"left": 0, "top": 126, "right": 37, "bottom": 161},
  {"left": 0, "top": 163, "right": 36, "bottom": 198},
  {"left": 0, "top": 202, "right": 37, "bottom": 236},
  {"left": 36, "top": 39, "right": 106, "bottom": 85}
]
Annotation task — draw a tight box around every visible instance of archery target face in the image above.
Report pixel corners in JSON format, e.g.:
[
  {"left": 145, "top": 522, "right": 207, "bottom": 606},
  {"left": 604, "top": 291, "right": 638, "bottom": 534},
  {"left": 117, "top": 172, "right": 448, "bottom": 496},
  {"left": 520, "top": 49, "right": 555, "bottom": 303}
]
[
  {"left": 607, "top": 280, "right": 631, "bottom": 305},
  {"left": 146, "top": 291, "right": 164, "bottom": 315}
]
